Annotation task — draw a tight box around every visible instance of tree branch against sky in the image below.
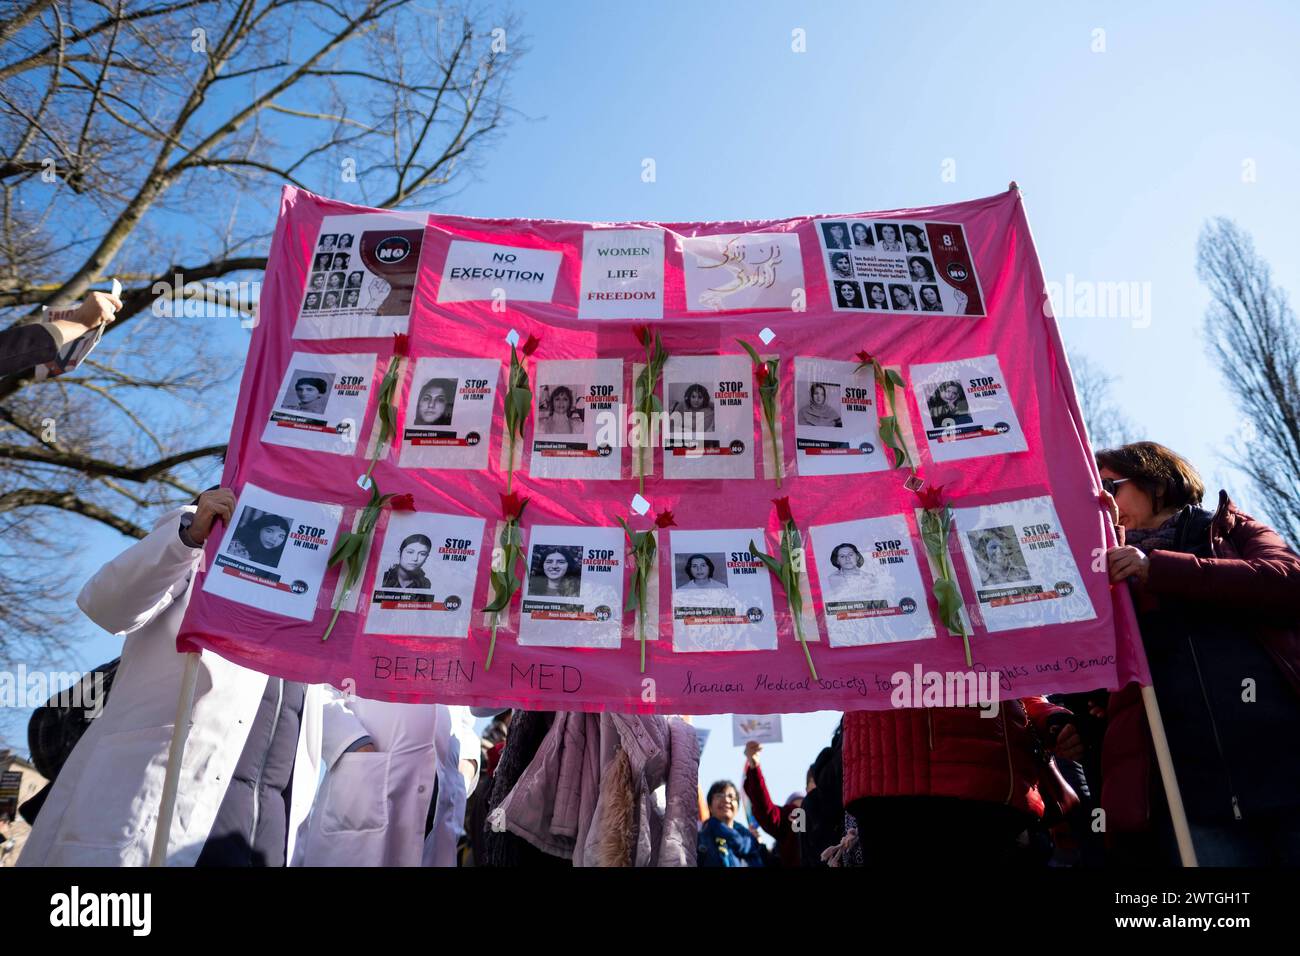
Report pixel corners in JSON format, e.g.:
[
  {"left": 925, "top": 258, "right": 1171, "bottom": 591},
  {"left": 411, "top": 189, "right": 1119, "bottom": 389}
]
[
  {"left": 0, "top": 0, "right": 525, "bottom": 661},
  {"left": 1198, "top": 217, "right": 1300, "bottom": 547}
]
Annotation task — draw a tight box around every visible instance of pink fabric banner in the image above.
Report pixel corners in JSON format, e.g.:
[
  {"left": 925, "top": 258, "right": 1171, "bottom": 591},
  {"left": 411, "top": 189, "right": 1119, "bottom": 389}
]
[{"left": 177, "top": 185, "right": 1150, "bottom": 713}]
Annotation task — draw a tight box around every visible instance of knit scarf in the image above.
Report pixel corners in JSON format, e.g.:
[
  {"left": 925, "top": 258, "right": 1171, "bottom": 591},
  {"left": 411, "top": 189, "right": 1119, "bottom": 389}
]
[{"left": 1124, "top": 505, "right": 1211, "bottom": 555}]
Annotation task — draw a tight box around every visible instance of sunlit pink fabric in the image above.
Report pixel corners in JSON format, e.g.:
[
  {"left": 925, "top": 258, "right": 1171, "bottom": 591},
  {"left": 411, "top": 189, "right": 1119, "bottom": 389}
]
[{"left": 177, "top": 186, "right": 1150, "bottom": 713}]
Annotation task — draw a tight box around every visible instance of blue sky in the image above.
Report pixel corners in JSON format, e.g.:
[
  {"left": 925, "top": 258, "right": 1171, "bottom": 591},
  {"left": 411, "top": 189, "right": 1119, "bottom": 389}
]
[{"left": 8, "top": 1, "right": 1300, "bottom": 815}]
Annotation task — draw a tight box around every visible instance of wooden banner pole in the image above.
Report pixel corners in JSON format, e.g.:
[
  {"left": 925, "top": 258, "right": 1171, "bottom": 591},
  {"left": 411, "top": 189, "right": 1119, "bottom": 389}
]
[
  {"left": 148, "top": 651, "right": 201, "bottom": 867},
  {"left": 1140, "top": 683, "right": 1198, "bottom": 866}
]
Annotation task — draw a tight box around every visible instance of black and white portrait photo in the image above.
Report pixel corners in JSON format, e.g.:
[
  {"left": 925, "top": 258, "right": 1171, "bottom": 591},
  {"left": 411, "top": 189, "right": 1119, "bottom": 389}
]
[
  {"left": 927, "top": 380, "right": 974, "bottom": 427},
  {"left": 667, "top": 381, "right": 717, "bottom": 436},
  {"left": 413, "top": 377, "right": 457, "bottom": 427},
  {"left": 864, "top": 282, "right": 889, "bottom": 310},
  {"left": 829, "top": 251, "right": 853, "bottom": 279},
  {"left": 280, "top": 370, "right": 334, "bottom": 415},
  {"left": 821, "top": 221, "right": 852, "bottom": 250},
  {"left": 798, "top": 381, "right": 843, "bottom": 428},
  {"left": 322, "top": 290, "right": 341, "bottom": 309},
  {"left": 331, "top": 252, "right": 350, "bottom": 271},
  {"left": 336, "top": 233, "right": 354, "bottom": 249},
  {"left": 380, "top": 533, "right": 433, "bottom": 590},
  {"left": 834, "top": 280, "right": 864, "bottom": 309},
  {"left": 527, "top": 544, "right": 583, "bottom": 598},
  {"left": 318, "top": 234, "right": 338, "bottom": 250},
  {"left": 968, "top": 527, "right": 1032, "bottom": 586},
  {"left": 327, "top": 271, "right": 346, "bottom": 290},
  {"left": 850, "top": 222, "right": 874, "bottom": 248},
  {"left": 908, "top": 256, "right": 936, "bottom": 284},
  {"left": 675, "top": 552, "right": 728, "bottom": 590},
  {"left": 313, "top": 253, "right": 333, "bottom": 272},
  {"left": 888, "top": 284, "right": 916, "bottom": 310},
  {"left": 226, "top": 507, "right": 292, "bottom": 568},
  {"left": 918, "top": 284, "right": 944, "bottom": 312},
  {"left": 875, "top": 223, "right": 903, "bottom": 251},
  {"left": 343, "top": 289, "right": 360, "bottom": 308},
  {"left": 309, "top": 272, "right": 326, "bottom": 291},
  {"left": 304, "top": 292, "right": 321, "bottom": 310},
  {"left": 902, "top": 225, "right": 929, "bottom": 254},
  {"left": 537, "top": 384, "right": 584, "bottom": 435},
  {"left": 346, "top": 270, "right": 364, "bottom": 288}
]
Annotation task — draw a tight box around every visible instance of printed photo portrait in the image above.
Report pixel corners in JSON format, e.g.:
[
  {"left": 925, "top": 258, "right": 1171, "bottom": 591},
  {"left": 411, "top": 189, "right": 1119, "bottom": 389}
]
[
  {"left": 537, "top": 384, "right": 585, "bottom": 435},
  {"left": 667, "top": 381, "right": 717, "bottom": 435},
  {"left": 527, "top": 544, "right": 583, "bottom": 598},
  {"left": 303, "top": 292, "right": 321, "bottom": 310},
  {"left": 346, "top": 270, "right": 364, "bottom": 288},
  {"left": 902, "top": 225, "right": 929, "bottom": 253},
  {"left": 888, "top": 284, "right": 917, "bottom": 311},
  {"left": 864, "top": 282, "right": 889, "bottom": 310},
  {"left": 380, "top": 532, "right": 433, "bottom": 590},
  {"left": 968, "top": 527, "right": 1032, "bottom": 586},
  {"left": 343, "top": 289, "right": 360, "bottom": 308},
  {"left": 918, "top": 284, "right": 944, "bottom": 312},
  {"left": 826, "top": 542, "right": 866, "bottom": 587},
  {"left": 313, "top": 253, "right": 333, "bottom": 272},
  {"left": 798, "top": 381, "right": 843, "bottom": 428},
  {"left": 850, "top": 222, "right": 875, "bottom": 248},
  {"left": 675, "top": 552, "right": 728, "bottom": 590},
  {"left": 927, "top": 380, "right": 974, "bottom": 427},
  {"left": 322, "top": 290, "right": 341, "bottom": 309},
  {"left": 226, "top": 507, "right": 291, "bottom": 569},
  {"left": 834, "top": 280, "right": 864, "bottom": 309},
  {"left": 821, "top": 221, "right": 852, "bottom": 250},
  {"left": 309, "top": 272, "right": 326, "bottom": 291},
  {"left": 280, "top": 370, "right": 335, "bottom": 415},
  {"left": 829, "top": 251, "right": 853, "bottom": 279},
  {"left": 331, "top": 252, "right": 350, "bottom": 271},
  {"left": 327, "top": 271, "right": 346, "bottom": 290},
  {"left": 336, "top": 233, "right": 354, "bottom": 249},
  {"left": 318, "top": 234, "right": 338, "bottom": 250},
  {"left": 907, "top": 256, "right": 936, "bottom": 284},
  {"left": 875, "top": 223, "right": 904, "bottom": 251},
  {"left": 413, "top": 377, "right": 457, "bottom": 427}
]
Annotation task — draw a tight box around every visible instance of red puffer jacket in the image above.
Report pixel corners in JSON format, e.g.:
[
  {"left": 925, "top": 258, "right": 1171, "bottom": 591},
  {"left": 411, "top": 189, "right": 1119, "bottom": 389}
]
[{"left": 842, "top": 697, "right": 1069, "bottom": 818}]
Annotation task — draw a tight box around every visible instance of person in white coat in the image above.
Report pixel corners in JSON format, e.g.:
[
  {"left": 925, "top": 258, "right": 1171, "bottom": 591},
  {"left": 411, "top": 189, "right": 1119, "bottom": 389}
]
[
  {"left": 298, "top": 692, "right": 480, "bottom": 867},
  {"left": 20, "top": 488, "right": 325, "bottom": 867}
]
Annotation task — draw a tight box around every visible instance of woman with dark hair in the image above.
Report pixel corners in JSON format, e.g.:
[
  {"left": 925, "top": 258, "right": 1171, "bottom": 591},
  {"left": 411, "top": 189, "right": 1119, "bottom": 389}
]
[
  {"left": 228, "top": 513, "right": 291, "bottom": 567},
  {"left": 865, "top": 283, "right": 889, "bottom": 310},
  {"left": 918, "top": 285, "right": 944, "bottom": 312},
  {"left": 287, "top": 376, "right": 329, "bottom": 414},
  {"left": 530, "top": 549, "right": 580, "bottom": 598},
  {"left": 927, "top": 381, "right": 972, "bottom": 427},
  {"left": 1097, "top": 441, "right": 1300, "bottom": 865},
  {"left": 798, "top": 382, "right": 843, "bottom": 428},
  {"left": 830, "top": 543, "right": 864, "bottom": 580},
  {"left": 415, "top": 378, "right": 455, "bottom": 427},
  {"left": 672, "top": 383, "right": 715, "bottom": 434},
  {"left": 889, "top": 285, "right": 916, "bottom": 311},
  {"left": 681, "top": 554, "right": 724, "bottom": 590},
  {"left": 908, "top": 257, "right": 935, "bottom": 283},
  {"left": 381, "top": 534, "right": 432, "bottom": 589},
  {"left": 538, "top": 385, "right": 581, "bottom": 435},
  {"left": 698, "top": 780, "right": 764, "bottom": 867},
  {"left": 851, "top": 222, "right": 874, "bottom": 248},
  {"left": 903, "top": 226, "right": 929, "bottom": 253}
]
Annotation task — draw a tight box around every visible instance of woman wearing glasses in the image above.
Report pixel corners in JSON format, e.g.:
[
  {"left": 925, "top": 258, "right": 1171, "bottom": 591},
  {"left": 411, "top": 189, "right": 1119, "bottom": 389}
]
[{"left": 1097, "top": 441, "right": 1300, "bottom": 866}]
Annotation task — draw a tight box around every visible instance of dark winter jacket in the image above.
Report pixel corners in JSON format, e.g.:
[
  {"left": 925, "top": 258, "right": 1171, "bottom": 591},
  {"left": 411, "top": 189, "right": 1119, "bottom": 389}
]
[
  {"left": 697, "top": 817, "right": 764, "bottom": 867},
  {"left": 1102, "top": 492, "right": 1300, "bottom": 831},
  {"left": 742, "top": 762, "right": 802, "bottom": 867}
]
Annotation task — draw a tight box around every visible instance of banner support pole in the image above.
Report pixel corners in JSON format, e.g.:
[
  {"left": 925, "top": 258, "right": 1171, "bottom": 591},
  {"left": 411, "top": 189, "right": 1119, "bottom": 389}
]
[
  {"left": 149, "top": 651, "right": 201, "bottom": 867},
  {"left": 1140, "top": 682, "right": 1198, "bottom": 866}
]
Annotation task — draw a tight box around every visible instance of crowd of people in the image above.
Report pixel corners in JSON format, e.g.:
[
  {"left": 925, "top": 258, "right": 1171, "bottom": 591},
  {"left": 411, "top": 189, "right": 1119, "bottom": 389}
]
[{"left": 5, "top": 296, "right": 1299, "bottom": 867}]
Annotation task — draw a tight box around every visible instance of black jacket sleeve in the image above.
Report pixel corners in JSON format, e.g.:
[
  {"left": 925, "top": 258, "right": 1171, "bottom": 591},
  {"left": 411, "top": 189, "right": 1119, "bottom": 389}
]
[{"left": 0, "top": 323, "right": 58, "bottom": 377}]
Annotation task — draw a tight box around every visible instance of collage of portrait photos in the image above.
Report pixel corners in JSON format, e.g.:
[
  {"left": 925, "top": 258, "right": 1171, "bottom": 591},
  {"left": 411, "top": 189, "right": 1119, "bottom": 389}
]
[{"left": 816, "top": 218, "right": 986, "bottom": 316}]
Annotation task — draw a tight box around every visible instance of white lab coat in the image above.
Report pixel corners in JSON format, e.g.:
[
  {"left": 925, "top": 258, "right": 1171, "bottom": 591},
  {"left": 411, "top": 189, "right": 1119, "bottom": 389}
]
[
  {"left": 298, "top": 693, "right": 480, "bottom": 867},
  {"left": 19, "top": 506, "right": 324, "bottom": 867}
]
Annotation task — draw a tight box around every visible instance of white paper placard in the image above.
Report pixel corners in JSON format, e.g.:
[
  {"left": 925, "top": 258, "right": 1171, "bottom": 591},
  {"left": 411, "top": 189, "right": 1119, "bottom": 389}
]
[
  {"left": 261, "top": 351, "right": 376, "bottom": 456},
  {"left": 578, "top": 228, "right": 664, "bottom": 318},
  {"left": 294, "top": 213, "right": 429, "bottom": 339},
  {"left": 436, "top": 239, "right": 563, "bottom": 303},
  {"left": 661, "top": 354, "right": 755, "bottom": 480},
  {"left": 669, "top": 528, "right": 778, "bottom": 652},
  {"left": 204, "top": 483, "right": 342, "bottom": 621},
  {"left": 793, "top": 356, "right": 889, "bottom": 476},
  {"left": 680, "top": 232, "right": 804, "bottom": 313},
  {"left": 517, "top": 525, "right": 624, "bottom": 648},
  {"left": 909, "top": 354, "right": 1028, "bottom": 462},
  {"left": 732, "top": 714, "right": 783, "bottom": 746},
  {"left": 362, "top": 511, "right": 486, "bottom": 638},
  {"left": 951, "top": 496, "right": 1096, "bottom": 633},
  {"left": 398, "top": 357, "right": 500, "bottom": 470},
  {"left": 810, "top": 515, "right": 935, "bottom": 647},
  {"left": 529, "top": 358, "right": 623, "bottom": 479}
]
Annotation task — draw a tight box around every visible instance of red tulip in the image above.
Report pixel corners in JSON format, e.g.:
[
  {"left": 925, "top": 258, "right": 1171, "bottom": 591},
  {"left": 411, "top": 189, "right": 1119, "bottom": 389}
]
[
  {"left": 393, "top": 333, "right": 410, "bottom": 357},
  {"left": 654, "top": 510, "right": 677, "bottom": 529},
  {"left": 916, "top": 484, "right": 946, "bottom": 511},
  {"left": 521, "top": 333, "right": 540, "bottom": 356},
  {"left": 773, "top": 496, "right": 794, "bottom": 524},
  {"left": 632, "top": 325, "right": 651, "bottom": 348},
  {"left": 500, "top": 491, "right": 528, "bottom": 520},
  {"left": 389, "top": 493, "right": 415, "bottom": 511},
  {"left": 754, "top": 363, "right": 770, "bottom": 386},
  {"left": 855, "top": 349, "right": 874, "bottom": 367}
]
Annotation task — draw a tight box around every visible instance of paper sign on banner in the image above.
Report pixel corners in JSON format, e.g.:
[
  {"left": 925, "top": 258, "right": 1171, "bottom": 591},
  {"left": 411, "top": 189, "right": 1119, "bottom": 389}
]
[
  {"left": 951, "top": 496, "right": 1096, "bottom": 633},
  {"left": 363, "top": 511, "right": 486, "bottom": 638},
  {"left": 661, "top": 354, "right": 755, "bottom": 480},
  {"left": 793, "top": 356, "right": 889, "bottom": 476},
  {"left": 294, "top": 213, "right": 428, "bottom": 339},
  {"left": 680, "top": 232, "right": 804, "bottom": 313},
  {"left": 262, "top": 352, "right": 376, "bottom": 455},
  {"left": 399, "top": 357, "right": 500, "bottom": 469},
  {"left": 810, "top": 515, "right": 935, "bottom": 647},
  {"left": 518, "top": 525, "right": 624, "bottom": 648},
  {"left": 909, "top": 354, "right": 1028, "bottom": 462},
  {"left": 578, "top": 228, "right": 665, "bottom": 319},
  {"left": 437, "top": 240, "right": 563, "bottom": 303},
  {"left": 669, "top": 528, "right": 778, "bottom": 652},
  {"left": 529, "top": 358, "right": 623, "bottom": 479},
  {"left": 732, "top": 715, "right": 783, "bottom": 746},
  {"left": 203, "top": 484, "right": 342, "bottom": 621}
]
